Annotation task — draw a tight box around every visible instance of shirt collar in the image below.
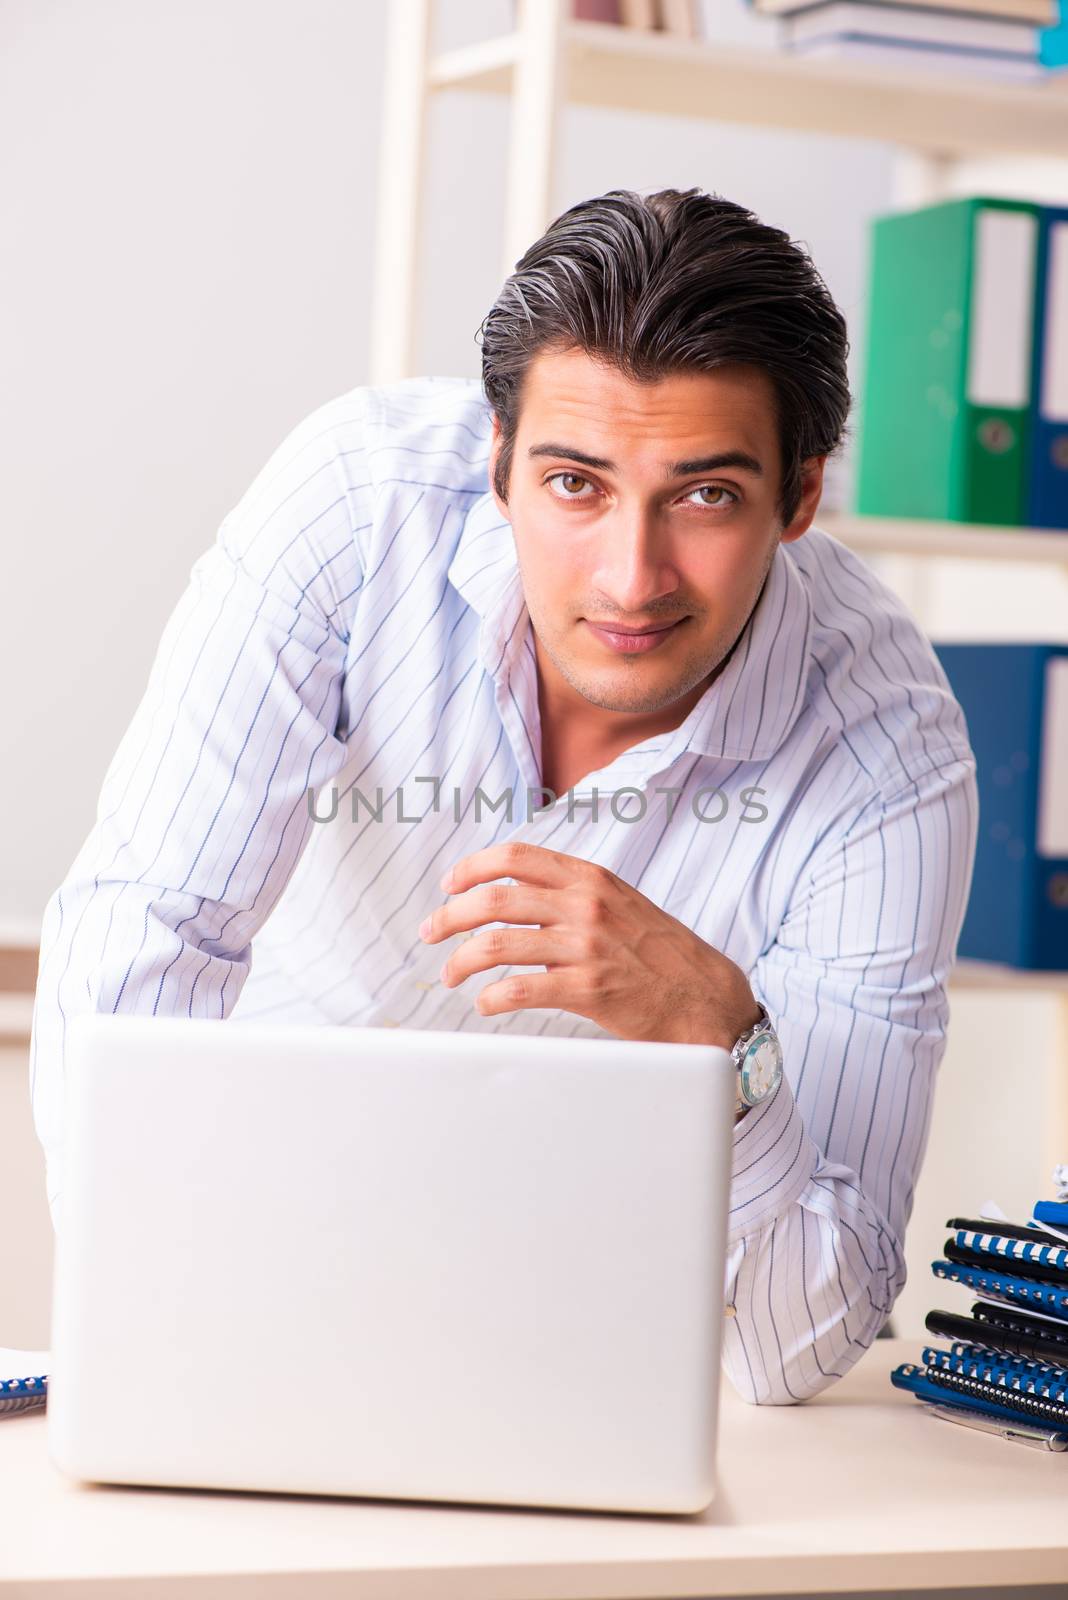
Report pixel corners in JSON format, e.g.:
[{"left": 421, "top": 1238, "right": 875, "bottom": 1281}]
[{"left": 447, "top": 487, "right": 813, "bottom": 765}]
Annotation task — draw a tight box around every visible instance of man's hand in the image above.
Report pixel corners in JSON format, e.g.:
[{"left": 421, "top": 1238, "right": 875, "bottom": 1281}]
[{"left": 418, "top": 841, "right": 761, "bottom": 1049}]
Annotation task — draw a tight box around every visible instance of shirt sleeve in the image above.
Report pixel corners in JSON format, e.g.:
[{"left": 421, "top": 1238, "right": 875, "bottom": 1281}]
[
  {"left": 720, "top": 748, "right": 979, "bottom": 1404},
  {"left": 29, "top": 397, "right": 375, "bottom": 1224}
]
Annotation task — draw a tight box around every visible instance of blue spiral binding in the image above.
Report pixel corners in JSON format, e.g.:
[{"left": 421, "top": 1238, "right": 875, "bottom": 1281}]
[
  {"left": 926, "top": 1344, "right": 1068, "bottom": 1403},
  {"left": 954, "top": 1230, "right": 1068, "bottom": 1275},
  {"left": 932, "top": 1258, "right": 1068, "bottom": 1320},
  {"left": 0, "top": 1373, "right": 48, "bottom": 1415}
]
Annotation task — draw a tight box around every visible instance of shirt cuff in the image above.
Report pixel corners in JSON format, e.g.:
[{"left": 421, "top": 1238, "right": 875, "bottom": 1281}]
[{"left": 726, "top": 1069, "right": 819, "bottom": 1244}]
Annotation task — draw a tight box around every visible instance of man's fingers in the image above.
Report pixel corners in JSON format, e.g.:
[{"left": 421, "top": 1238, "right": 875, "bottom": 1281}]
[
  {"left": 419, "top": 883, "right": 557, "bottom": 944},
  {"left": 473, "top": 970, "right": 568, "bottom": 1017},
  {"left": 440, "top": 926, "right": 560, "bottom": 988},
  {"left": 439, "top": 841, "right": 588, "bottom": 894}
]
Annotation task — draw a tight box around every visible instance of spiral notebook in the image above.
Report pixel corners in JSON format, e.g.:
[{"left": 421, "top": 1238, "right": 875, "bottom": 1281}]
[
  {"left": 0, "top": 1349, "right": 49, "bottom": 1416},
  {"left": 949, "top": 1227, "right": 1068, "bottom": 1278},
  {"left": 942, "top": 1237, "right": 1068, "bottom": 1287},
  {"left": 972, "top": 1299, "right": 1068, "bottom": 1348},
  {"left": 931, "top": 1258, "right": 1068, "bottom": 1320},
  {"left": 891, "top": 1342, "right": 1068, "bottom": 1430},
  {"left": 926, "top": 1305, "right": 1068, "bottom": 1368}
]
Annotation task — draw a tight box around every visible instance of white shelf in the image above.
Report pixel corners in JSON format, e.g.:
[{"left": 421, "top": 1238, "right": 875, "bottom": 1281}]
[
  {"left": 429, "top": 20, "right": 1068, "bottom": 160},
  {"left": 0, "top": 993, "right": 34, "bottom": 1046},
  {"left": 820, "top": 512, "right": 1068, "bottom": 565},
  {"left": 951, "top": 959, "right": 1068, "bottom": 991}
]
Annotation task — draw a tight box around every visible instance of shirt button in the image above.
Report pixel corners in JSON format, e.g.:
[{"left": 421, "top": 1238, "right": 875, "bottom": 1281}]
[{"left": 724, "top": 1303, "right": 737, "bottom": 1318}]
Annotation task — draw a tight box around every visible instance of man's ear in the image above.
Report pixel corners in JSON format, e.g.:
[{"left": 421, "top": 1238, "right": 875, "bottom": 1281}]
[{"left": 779, "top": 456, "right": 827, "bottom": 545}]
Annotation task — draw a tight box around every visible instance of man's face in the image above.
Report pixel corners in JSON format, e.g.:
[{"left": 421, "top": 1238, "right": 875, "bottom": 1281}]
[{"left": 488, "top": 345, "right": 824, "bottom": 720}]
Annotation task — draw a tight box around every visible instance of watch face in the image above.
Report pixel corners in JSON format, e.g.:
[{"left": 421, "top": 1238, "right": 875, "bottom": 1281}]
[{"left": 741, "top": 1030, "right": 782, "bottom": 1105}]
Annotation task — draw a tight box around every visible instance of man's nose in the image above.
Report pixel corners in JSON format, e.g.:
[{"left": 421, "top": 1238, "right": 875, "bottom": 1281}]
[{"left": 589, "top": 505, "right": 681, "bottom": 614}]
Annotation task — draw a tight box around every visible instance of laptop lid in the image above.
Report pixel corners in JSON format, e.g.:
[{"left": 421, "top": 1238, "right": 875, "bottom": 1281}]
[{"left": 48, "top": 1013, "right": 735, "bottom": 1514}]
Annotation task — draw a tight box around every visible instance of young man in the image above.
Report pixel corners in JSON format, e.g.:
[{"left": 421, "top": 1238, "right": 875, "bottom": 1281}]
[{"left": 30, "top": 187, "right": 978, "bottom": 1404}]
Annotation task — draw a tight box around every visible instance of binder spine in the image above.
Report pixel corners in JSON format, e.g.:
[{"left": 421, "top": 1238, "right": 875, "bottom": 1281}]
[
  {"left": 962, "top": 203, "right": 1039, "bottom": 525},
  {"left": 855, "top": 199, "right": 972, "bottom": 520},
  {"left": 1034, "top": 653, "right": 1068, "bottom": 965},
  {"left": 1027, "top": 211, "right": 1068, "bottom": 530},
  {"left": 930, "top": 642, "right": 1057, "bottom": 970}
]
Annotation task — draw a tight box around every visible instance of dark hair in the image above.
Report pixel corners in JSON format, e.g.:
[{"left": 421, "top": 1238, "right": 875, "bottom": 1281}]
[{"left": 476, "top": 187, "right": 852, "bottom": 530}]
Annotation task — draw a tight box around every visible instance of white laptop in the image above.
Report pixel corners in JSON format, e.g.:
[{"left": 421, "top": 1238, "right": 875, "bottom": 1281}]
[{"left": 48, "top": 1012, "right": 736, "bottom": 1515}]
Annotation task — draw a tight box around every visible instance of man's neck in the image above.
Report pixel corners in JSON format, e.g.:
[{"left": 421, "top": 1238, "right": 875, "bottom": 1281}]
[{"left": 534, "top": 637, "right": 721, "bottom": 797}]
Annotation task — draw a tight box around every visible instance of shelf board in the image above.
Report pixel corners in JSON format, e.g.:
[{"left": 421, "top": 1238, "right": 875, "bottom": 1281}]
[
  {"left": 951, "top": 959, "right": 1068, "bottom": 991},
  {"left": 429, "top": 21, "right": 1068, "bottom": 159},
  {"left": 819, "top": 512, "right": 1068, "bottom": 565},
  {"left": 0, "top": 951, "right": 1064, "bottom": 1030},
  {"left": 0, "top": 993, "right": 34, "bottom": 1047}
]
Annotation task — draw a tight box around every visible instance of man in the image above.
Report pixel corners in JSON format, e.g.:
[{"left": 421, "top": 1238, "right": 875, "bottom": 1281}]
[{"left": 30, "top": 186, "right": 978, "bottom": 1404}]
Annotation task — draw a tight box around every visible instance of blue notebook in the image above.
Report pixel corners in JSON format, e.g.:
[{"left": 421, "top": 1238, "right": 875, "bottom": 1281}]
[
  {"left": 0, "top": 1376, "right": 47, "bottom": 1415},
  {"left": 0, "top": 1349, "right": 49, "bottom": 1417},
  {"left": 931, "top": 1257, "right": 1068, "bottom": 1320},
  {"left": 892, "top": 1343, "right": 1068, "bottom": 1431},
  {"left": 951, "top": 1227, "right": 1068, "bottom": 1276}
]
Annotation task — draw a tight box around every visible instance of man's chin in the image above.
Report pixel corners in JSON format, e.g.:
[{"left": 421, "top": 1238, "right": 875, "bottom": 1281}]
[{"left": 558, "top": 667, "right": 697, "bottom": 718}]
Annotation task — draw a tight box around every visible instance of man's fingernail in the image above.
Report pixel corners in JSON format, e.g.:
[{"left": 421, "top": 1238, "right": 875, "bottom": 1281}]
[
  {"left": 418, "top": 917, "right": 431, "bottom": 939},
  {"left": 440, "top": 868, "right": 454, "bottom": 891}
]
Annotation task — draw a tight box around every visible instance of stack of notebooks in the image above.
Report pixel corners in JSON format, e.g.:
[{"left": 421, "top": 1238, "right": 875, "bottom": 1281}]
[
  {"left": 892, "top": 1185, "right": 1068, "bottom": 1447},
  {"left": 748, "top": 0, "right": 1067, "bottom": 76},
  {"left": 856, "top": 195, "right": 1068, "bottom": 530}
]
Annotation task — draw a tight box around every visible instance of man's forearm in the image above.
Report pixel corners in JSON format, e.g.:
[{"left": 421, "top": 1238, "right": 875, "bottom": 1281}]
[{"left": 721, "top": 1071, "right": 904, "bottom": 1405}]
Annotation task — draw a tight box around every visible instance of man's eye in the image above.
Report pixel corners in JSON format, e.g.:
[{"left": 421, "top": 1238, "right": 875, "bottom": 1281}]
[
  {"left": 546, "top": 471, "right": 595, "bottom": 500},
  {"left": 685, "top": 485, "right": 738, "bottom": 509},
  {"left": 545, "top": 475, "right": 738, "bottom": 510}
]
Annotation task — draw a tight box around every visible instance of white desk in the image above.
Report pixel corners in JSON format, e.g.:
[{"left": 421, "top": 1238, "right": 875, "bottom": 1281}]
[{"left": 0, "top": 1339, "right": 1066, "bottom": 1598}]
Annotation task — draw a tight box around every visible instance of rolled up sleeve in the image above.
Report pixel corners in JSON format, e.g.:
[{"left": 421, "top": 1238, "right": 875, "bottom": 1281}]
[
  {"left": 721, "top": 751, "right": 979, "bottom": 1404},
  {"left": 29, "top": 396, "right": 375, "bottom": 1224}
]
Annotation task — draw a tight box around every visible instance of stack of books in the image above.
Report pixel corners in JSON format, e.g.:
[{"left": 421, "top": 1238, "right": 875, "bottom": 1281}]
[
  {"left": 856, "top": 195, "right": 1068, "bottom": 530},
  {"left": 571, "top": 0, "right": 701, "bottom": 33},
  {"left": 571, "top": 0, "right": 1068, "bottom": 71},
  {"left": 892, "top": 1180, "right": 1068, "bottom": 1448},
  {"left": 748, "top": 0, "right": 1064, "bottom": 78}
]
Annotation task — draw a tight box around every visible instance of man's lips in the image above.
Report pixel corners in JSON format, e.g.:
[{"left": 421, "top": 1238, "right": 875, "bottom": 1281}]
[{"left": 582, "top": 618, "right": 687, "bottom": 653}]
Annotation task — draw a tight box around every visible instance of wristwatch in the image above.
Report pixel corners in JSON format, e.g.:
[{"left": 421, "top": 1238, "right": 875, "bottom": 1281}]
[{"left": 730, "top": 1001, "right": 783, "bottom": 1116}]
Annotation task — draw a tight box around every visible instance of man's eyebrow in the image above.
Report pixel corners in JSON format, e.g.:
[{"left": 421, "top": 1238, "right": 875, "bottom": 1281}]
[{"left": 525, "top": 442, "right": 764, "bottom": 477}]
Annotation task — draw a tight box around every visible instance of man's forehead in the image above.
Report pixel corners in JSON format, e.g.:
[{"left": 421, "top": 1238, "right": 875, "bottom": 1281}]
[{"left": 514, "top": 350, "right": 778, "bottom": 454}]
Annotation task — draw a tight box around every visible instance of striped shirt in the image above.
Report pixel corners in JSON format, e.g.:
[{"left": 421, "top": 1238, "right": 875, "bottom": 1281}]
[{"left": 30, "top": 374, "right": 979, "bottom": 1404}]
